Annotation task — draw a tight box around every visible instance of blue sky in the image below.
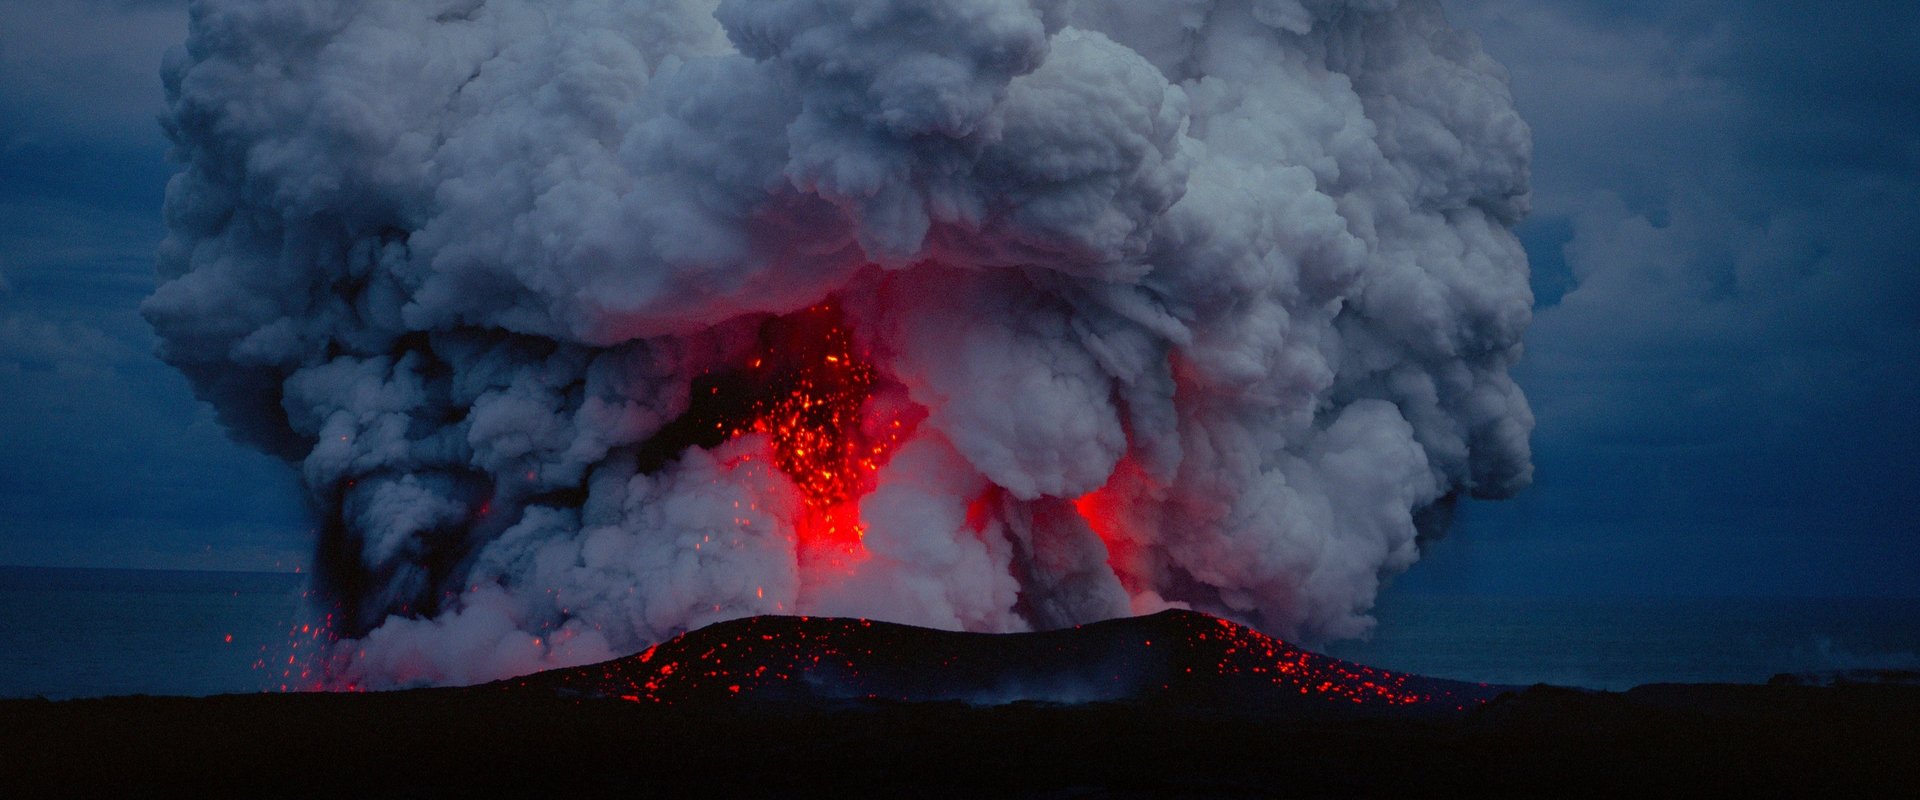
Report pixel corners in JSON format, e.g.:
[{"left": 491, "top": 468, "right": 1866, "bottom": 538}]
[
  {"left": 0, "top": 0, "right": 307, "bottom": 570},
  {"left": 1, "top": 0, "right": 1915, "bottom": 594}
]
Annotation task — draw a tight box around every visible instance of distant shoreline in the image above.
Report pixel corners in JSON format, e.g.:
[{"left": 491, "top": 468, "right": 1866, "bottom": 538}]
[
  {"left": 9, "top": 565, "right": 1916, "bottom": 601},
  {"left": 0, "top": 564, "right": 305, "bottom": 600},
  {"left": 0, "top": 565, "right": 304, "bottom": 578}
]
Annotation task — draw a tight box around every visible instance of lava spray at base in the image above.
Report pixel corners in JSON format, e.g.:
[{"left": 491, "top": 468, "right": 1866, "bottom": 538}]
[{"left": 147, "top": 0, "right": 1534, "bottom": 688}]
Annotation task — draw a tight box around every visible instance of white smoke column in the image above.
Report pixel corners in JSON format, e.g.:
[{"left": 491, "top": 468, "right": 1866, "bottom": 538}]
[{"left": 147, "top": 0, "right": 1533, "bottom": 688}]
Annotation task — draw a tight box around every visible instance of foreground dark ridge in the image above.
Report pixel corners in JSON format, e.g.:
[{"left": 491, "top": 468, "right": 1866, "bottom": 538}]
[
  {"left": 6, "top": 683, "right": 1918, "bottom": 795},
  {"left": 505, "top": 609, "right": 1502, "bottom": 711},
  {"left": 4, "top": 611, "right": 1919, "bottom": 796}
]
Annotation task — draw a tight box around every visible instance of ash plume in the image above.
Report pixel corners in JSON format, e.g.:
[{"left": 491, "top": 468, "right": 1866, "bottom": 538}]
[{"left": 147, "top": 0, "right": 1533, "bottom": 688}]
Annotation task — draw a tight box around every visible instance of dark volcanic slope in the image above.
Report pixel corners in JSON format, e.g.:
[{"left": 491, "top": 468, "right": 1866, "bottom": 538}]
[
  {"left": 8, "top": 611, "right": 1920, "bottom": 796},
  {"left": 506, "top": 609, "right": 1501, "bottom": 711}
]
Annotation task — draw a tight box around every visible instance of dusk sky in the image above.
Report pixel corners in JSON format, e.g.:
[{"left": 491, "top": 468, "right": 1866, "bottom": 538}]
[{"left": 1, "top": 0, "right": 1915, "bottom": 598}]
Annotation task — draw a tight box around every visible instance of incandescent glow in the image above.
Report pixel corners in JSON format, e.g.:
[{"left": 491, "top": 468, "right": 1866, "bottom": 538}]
[{"left": 721, "top": 303, "right": 906, "bottom": 552}]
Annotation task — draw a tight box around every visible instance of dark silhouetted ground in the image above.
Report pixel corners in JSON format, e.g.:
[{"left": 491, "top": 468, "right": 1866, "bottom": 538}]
[{"left": 4, "top": 611, "right": 1916, "bottom": 797}]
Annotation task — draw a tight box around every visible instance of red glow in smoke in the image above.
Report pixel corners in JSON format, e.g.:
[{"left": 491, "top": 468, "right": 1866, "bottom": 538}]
[
  {"left": 726, "top": 303, "right": 906, "bottom": 553},
  {"left": 1074, "top": 471, "right": 1142, "bottom": 595}
]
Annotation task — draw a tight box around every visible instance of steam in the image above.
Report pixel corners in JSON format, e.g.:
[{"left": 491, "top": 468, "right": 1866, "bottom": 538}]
[{"left": 147, "top": 0, "right": 1533, "bottom": 688}]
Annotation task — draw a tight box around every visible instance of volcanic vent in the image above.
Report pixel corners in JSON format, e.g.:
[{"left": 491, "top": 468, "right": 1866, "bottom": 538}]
[{"left": 635, "top": 301, "right": 910, "bottom": 559}]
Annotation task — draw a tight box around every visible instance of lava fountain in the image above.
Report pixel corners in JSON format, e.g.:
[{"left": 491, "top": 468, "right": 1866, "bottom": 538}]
[{"left": 697, "top": 302, "right": 912, "bottom": 560}]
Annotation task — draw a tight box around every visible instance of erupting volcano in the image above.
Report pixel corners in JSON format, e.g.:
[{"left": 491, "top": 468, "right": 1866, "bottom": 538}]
[{"left": 148, "top": 0, "right": 1538, "bottom": 688}]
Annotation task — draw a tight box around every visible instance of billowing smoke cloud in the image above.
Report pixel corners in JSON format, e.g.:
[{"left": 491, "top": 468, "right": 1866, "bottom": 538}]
[{"left": 147, "top": 0, "right": 1533, "bottom": 688}]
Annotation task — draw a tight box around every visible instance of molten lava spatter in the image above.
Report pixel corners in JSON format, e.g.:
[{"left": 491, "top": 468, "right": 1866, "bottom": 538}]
[
  {"left": 507, "top": 610, "right": 1503, "bottom": 712},
  {"left": 258, "top": 587, "right": 343, "bottom": 693},
  {"left": 725, "top": 303, "right": 905, "bottom": 552}
]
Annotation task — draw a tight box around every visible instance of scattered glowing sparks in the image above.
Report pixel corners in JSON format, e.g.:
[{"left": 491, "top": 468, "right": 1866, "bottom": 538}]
[{"left": 719, "top": 303, "right": 908, "bottom": 553}]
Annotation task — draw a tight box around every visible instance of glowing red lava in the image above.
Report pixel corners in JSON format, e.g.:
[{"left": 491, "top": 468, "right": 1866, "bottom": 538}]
[
  {"left": 725, "top": 303, "right": 906, "bottom": 553},
  {"left": 257, "top": 594, "right": 342, "bottom": 693}
]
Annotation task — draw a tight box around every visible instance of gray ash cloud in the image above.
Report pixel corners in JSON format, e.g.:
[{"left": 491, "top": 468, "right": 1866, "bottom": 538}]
[{"left": 146, "top": 0, "right": 1533, "bottom": 687}]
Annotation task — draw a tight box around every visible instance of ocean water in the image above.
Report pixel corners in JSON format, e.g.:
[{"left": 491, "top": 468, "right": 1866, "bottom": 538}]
[
  {"left": 1, "top": 566, "right": 1916, "bottom": 698},
  {"left": 1326, "top": 592, "right": 1920, "bottom": 691},
  {"left": 0, "top": 567, "right": 310, "bottom": 700}
]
